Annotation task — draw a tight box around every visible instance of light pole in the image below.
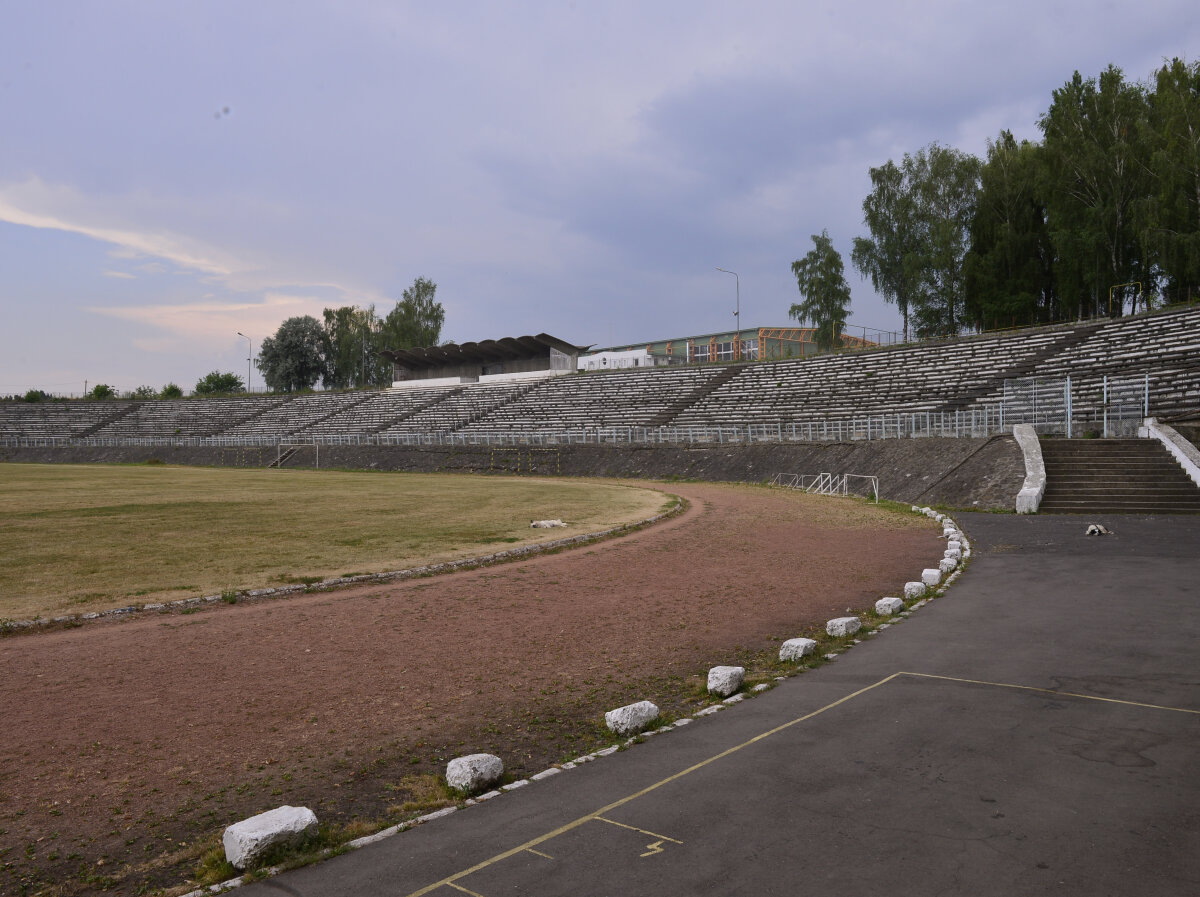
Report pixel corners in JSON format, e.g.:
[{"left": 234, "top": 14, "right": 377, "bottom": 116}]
[
  {"left": 237, "top": 332, "right": 252, "bottom": 392},
  {"left": 716, "top": 267, "right": 740, "bottom": 360}
]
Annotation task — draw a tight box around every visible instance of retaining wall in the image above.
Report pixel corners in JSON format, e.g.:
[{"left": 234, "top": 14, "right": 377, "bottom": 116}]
[{"left": 0, "top": 436, "right": 1024, "bottom": 509}]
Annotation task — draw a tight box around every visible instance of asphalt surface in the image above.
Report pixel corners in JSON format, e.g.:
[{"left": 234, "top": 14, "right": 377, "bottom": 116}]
[{"left": 242, "top": 512, "right": 1200, "bottom": 897}]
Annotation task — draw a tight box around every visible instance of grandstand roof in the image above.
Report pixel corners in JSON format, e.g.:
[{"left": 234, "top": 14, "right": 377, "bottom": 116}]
[{"left": 379, "top": 333, "right": 588, "bottom": 371}]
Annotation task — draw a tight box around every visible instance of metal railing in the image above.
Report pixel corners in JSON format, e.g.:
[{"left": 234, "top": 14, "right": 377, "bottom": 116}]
[
  {"left": 770, "top": 471, "right": 880, "bottom": 502},
  {"left": 0, "top": 406, "right": 1008, "bottom": 449}
]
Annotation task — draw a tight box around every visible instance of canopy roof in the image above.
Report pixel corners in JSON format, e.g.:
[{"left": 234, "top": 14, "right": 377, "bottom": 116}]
[{"left": 380, "top": 333, "right": 587, "bottom": 370}]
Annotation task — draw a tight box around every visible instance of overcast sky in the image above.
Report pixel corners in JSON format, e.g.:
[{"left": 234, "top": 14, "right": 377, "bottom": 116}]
[{"left": 1, "top": 1, "right": 1196, "bottom": 395}]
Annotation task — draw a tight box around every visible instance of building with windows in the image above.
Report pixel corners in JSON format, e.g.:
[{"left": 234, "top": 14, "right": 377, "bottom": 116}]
[{"left": 583, "top": 326, "right": 877, "bottom": 368}]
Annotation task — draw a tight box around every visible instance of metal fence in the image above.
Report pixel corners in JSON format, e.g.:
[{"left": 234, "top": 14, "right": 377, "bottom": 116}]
[
  {"left": 1000, "top": 375, "right": 1149, "bottom": 437},
  {"left": 0, "top": 406, "right": 1008, "bottom": 449}
]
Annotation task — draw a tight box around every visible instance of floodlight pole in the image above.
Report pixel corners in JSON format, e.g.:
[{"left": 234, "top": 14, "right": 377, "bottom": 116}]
[
  {"left": 716, "top": 267, "right": 740, "bottom": 359},
  {"left": 237, "top": 332, "right": 252, "bottom": 392}
]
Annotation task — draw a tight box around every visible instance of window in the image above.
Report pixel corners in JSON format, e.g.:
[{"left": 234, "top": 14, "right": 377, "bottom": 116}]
[{"left": 690, "top": 343, "right": 709, "bottom": 363}]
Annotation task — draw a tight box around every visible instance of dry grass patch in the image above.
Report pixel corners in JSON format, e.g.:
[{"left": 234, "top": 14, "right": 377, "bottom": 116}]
[{"left": 0, "top": 464, "right": 668, "bottom": 619}]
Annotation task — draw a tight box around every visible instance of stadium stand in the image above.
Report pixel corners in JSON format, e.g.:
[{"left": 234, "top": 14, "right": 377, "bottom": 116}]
[
  {"left": 87, "top": 397, "right": 287, "bottom": 438},
  {"left": 299, "top": 386, "right": 457, "bottom": 435},
  {"left": 458, "top": 365, "right": 731, "bottom": 433},
  {"left": 2, "top": 306, "right": 1196, "bottom": 442}
]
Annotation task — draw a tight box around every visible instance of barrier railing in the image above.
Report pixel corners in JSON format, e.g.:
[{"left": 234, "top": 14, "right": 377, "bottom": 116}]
[{"left": 0, "top": 406, "right": 1006, "bottom": 450}]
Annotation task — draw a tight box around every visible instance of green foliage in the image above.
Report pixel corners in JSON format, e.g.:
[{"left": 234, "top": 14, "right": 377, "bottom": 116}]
[
  {"left": 1038, "top": 65, "right": 1151, "bottom": 318},
  {"left": 858, "top": 58, "right": 1200, "bottom": 331},
  {"left": 22, "top": 389, "right": 49, "bottom": 403},
  {"left": 1146, "top": 58, "right": 1200, "bottom": 305},
  {"left": 380, "top": 276, "right": 445, "bottom": 353},
  {"left": 87, "top": 383, "right": 116, "bottom": 400},
  {"left": 790, "top": 230, "right": 852, "bottom": 350},
  {"left": 853, "top": 145, "right": 980, "bottom": 338},
  {"left": 129, "top": 385, "right": 157, "bottom": 399},
  {"left": 964, "top": 131, "right": 1058, "bottom": 329},
  {"left": 323, "top": 305, "right": 389, "bottom": 389},
  {"left": 906, "top": 144, "right": 982, "bottom": 337},
  {"left": 160, "top": 383, "right": 183, "bottom": 399},
  {"left": 193, "top": 371, "right": 245, "bottom": 395},
  {"left": 256, "top": 316, "right": 329, "bottom": 393},
  {"left": 852, "top": 160, "right": 922, "bottom": 340}
]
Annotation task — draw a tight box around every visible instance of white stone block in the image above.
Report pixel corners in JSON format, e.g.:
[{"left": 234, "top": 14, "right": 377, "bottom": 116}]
[
  {"left": 904, "top": 581, "right": 927, "bottom": 600},
  {"left": 947, "top": 539, "right": 961, "bottom": 551},
  {"left": 921, "top": 568, "right": 942, "bottom": 586},
  {"left": 223, "top": 806, "right": 318, "bottom": 870},
  {"left": 944, "top": 547, "right": 962, "bottom": 559},
  {"left": 826, "top": 616, "right": 861, "bottom": 637},
  {"left": 605, "top": 700, "right": 659, "bottom": 735},
  {"left": 707, "top": 665, "right": 745, "bottom": 697},
  {"left": 446, "top": 754, "right": 504, "bottom": 793},
  {"left": 875, "top": 597, "right": 904, "bottom": 616},
  {"left": 939, "top": 557, "right": 957, "bottom": 573},
  {"left": 779, "top": 637, "right": 818, "bottom": 662}
]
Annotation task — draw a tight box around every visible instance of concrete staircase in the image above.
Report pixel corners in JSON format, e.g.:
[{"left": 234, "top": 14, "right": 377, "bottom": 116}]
[{"left": 1039, "top": 438, "right": 1200, "bottom": 514}]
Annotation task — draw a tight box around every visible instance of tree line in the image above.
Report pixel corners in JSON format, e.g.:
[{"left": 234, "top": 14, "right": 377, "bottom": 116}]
[
  {"left": 8, "top": 277, "right": 448, "bottom": 401},
  {"left": 256, "top": 276, "right": 445, "bottom": 392},
  {"left": 792, "top": 58, "right": 1200, "bottom": 346}
]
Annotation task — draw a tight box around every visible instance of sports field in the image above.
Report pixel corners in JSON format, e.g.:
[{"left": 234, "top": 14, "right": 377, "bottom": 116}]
[
  {"left": 0, "top": 463, "right": 668, "bottom": 620},
  {"left": 0, "top": 475, "right": 939, "bottom": 896}
]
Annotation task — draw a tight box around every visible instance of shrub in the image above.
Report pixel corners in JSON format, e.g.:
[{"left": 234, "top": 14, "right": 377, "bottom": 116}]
[{"left": 88, "top": 383, "right": 116, "bottom": 400}]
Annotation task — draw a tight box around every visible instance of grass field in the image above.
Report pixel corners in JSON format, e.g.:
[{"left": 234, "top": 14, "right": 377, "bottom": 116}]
[{"left": 0, "top": 463, "right": 669, "bottom": 620}]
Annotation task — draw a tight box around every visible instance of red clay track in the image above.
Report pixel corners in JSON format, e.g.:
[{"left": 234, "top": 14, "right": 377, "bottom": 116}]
[{"left": 0, "top": 482, "right": 938, "bottom": 895}]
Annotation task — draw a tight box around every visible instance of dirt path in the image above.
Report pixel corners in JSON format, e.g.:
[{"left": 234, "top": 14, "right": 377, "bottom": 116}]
[{"left": 0, "top": 482, "right": 939, "bottom": 895}]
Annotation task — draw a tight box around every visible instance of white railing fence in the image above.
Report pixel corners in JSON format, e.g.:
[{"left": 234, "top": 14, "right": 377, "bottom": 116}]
[{"left": 770, "top": 471, "right": 880, "bottom": 502}]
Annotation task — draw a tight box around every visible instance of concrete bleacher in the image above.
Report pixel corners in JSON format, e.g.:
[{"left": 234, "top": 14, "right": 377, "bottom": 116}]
[
  {"left": 3, "top": 306, "right": 1196, "bottom": 442},
  {"left": 300, "top": 386, "right": 457, "bottom": 435},
  {"left": 88, "top": 397, "right": 286, "bottom": 438},
  {"left": 0, "top": 401, "right": 127, "bottom": 438},
  {"left": 457, "top": 366, "right": 725, "bottom": 433},
  {"left": 960, "top": 306, "right": 1200, "bottom": 421},
  {"left": 221, "top": 392, "right": 367, "bottom": 437},
  {"left": 669, "top": 327, "right": 1076, "bottom": 429},
  {"left": 380, "top": 381, "right": 542, "bottom": 435}
]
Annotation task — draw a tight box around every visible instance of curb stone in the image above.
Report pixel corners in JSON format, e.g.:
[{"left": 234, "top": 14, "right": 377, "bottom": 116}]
[{"left": 177, "top": 501, "right": 967, "bottom": 897}]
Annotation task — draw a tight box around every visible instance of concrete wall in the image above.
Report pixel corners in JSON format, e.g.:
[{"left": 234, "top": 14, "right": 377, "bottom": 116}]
[{"left": 0, "top": 435, "right": 1024, "bottom": 510}]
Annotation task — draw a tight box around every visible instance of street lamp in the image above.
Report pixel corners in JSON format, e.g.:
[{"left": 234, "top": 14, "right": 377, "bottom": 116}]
[
  {"left": 716, "top": 267, "right": 740, "bottom": 360},
  {"left": 237, "top": 332, "right": 252, "bottom": 392}
]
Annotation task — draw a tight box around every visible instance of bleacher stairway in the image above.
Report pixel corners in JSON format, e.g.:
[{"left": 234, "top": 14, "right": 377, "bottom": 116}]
[{"left": 1038, "top": 439, "right": 1200, "bottom": 514}]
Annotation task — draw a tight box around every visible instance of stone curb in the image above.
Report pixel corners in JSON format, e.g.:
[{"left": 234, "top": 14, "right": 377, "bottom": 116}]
[
  {"left": 1, "top": 499, "right": 686, "bottom": 634},
  {"left": 179, "top": 500, "right": 964, "bottom": 897}
]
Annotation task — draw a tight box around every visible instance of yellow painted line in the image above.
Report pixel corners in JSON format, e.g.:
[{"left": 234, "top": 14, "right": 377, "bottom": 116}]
[
  {"left": 445, "top": 883, "right": 487, "bottom": 897},
  {"left": 524, "top": 849, "right": 554, "bottom": 860},
  {"left": 594, "top": 816, "right": 682, "bottom": 844},
  {"left": 400, "top": 672, "right": 904, "bottom": 897},
  {"left": 898, "top": 672, "right": 1200, "bottom": 715}
]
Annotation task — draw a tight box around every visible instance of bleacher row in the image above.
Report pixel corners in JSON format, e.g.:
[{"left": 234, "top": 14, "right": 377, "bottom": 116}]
[{"left": 3, "top": 306, "right": 1197, "bottom": 441}]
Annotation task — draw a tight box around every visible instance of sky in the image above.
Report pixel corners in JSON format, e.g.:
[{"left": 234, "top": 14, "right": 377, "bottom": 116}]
[{"left": 1, "top": 1, "right": 1196, "bottom": 396}]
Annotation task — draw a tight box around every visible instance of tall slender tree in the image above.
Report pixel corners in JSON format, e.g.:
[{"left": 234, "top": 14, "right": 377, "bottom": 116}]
[
  {"left": 964, "top": 131, "right": 1058, "bottom": 328},
  {"left": 791, "top": 230, "right": 852, "bottom": 350},
  {"left": 379, "top": 277, "right": 445, "bottom": 352},
  {"left": 852, "top": 160, "right": 921, "bottom": 341},
  {"left": 1039, "top": 65, "right": 1151, "bottom": 317},
  {"left": 906, "top": 144, "right": 982, "bottom": 337},
  {"left": 1145, "top": 57, "right": 1200, "bottom": 305}
]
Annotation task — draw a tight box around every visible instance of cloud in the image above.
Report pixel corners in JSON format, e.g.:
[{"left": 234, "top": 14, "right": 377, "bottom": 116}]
[
  {"left": 0, "top": 179, "right": 238, "bottom": 276},
  {"left": 102, "top": 270, "right": 136, "bottom": 279},
  {"left": 90, "top": 292, "right": 330, "bottom": 343}
]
